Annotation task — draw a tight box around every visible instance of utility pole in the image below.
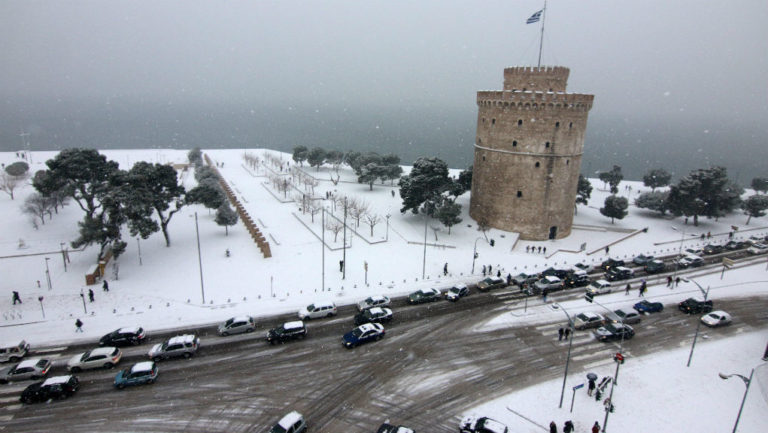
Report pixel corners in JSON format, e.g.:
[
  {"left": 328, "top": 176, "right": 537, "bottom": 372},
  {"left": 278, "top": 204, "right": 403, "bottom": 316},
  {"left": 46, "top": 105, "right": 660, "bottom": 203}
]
[
  {"left": 60, "top": 243, "right": 67, "bottom": 272},
  {"left": 321, "top": 207, "right": 325, "bottom": 291},
  {"left": 44, "top": 257, "right": 52, "bottom": 290},
  {"left": 342, "top": 197, "right": 347, "bottom": 280},
  {"left": 194, "top": 212, "right": 205, "bottom": 304}
]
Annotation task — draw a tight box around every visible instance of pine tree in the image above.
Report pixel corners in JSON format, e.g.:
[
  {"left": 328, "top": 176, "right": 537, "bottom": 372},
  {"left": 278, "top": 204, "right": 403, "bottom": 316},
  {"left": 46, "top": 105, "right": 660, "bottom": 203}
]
[
  {"left": 436, "top": 199, "right": 462, "bottom": 234},
  {"left": 742, "top": 194, "right": 768, "bottom": 225},
  {"left": 635, "top": 191, "right": 670, "bottom": 215},
  {"left": 750, "top": 177, "right": 768, "bottom": 194},
  {"left": 575, "top": 174, "right": 592, "bottom": 214},
  {"left": 398, "top": 157, "right": 451, "bottom": 215},
  {"left": 292, "top": 146, "right": 308, "bottom": 166},
  {"left": 600, "top": 195, "right": 628, "bottom": 223},
  {"left": 215, "top": 203, "right": 239, "bottom": 235},
  {"left": 642, "top": 168, "right": 672, "bottom": 192}
]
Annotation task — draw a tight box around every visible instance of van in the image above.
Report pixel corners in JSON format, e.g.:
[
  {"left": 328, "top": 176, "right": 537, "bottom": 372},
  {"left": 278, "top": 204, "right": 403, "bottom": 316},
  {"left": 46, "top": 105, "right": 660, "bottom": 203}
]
[
  {"left": 0, "top": 340, "right": 30, "bottom": 363},
  {"left": 298, "top": 301, "right": 337, "bottom": 320}
]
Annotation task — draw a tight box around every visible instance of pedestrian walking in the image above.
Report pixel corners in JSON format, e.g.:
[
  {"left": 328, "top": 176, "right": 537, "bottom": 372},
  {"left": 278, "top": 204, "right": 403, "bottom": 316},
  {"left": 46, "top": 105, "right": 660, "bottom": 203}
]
[
  {"left": 707, "top": 231, "right": 711, "bottom": 238},
  {"left": 588, "top": 378, "right": 596, "bottom": 396},
  {"left": 443, "top": 263, "right": 448, "bottom": 276},
  {"left": 488, "top": 265, "right": 493, "bottom": 274},
  {"left": 625, "top": 283, "right": 631, "bottom": 295},
  {"left": 729, "top": 231, "right": 734, "bottom": 239},
  {"left": 542, "top": 289, "right": 548, "bottom": 303},
  {"left": 549, "top": 421, "right": 558, "bottom": 433},
  {"left": 563, "top": 421, "right": 574, "bottom": 433},
  {"left": 638, "top": 285, "right": 645, "bottom": 297},
  {"left": 482, "top": 265, "right": 487, "bottom": 276},
  {"left": 592, "top": 421, "right": 600, "bottom": 433},
  {"left": 497, "top": 270, "right": 501, "bottom": 278},
  {"left": 390, "top": 190, "right": 395, "bottom": 197},
  {"left": 526, "top": 246, "right": 530, "bottom": 253},
  {"left": 564, "top": 327, "right": 571, "bottom": 339},
  {"left": 667, "top": 275, "right": 673, "bottom": 287},
  {"left": 36, "top": 280, "right": 41, "bottom": 288},
  {"left": 763, "top": 341, "right": 768, "bottom": 361},
  {"left": 543, "top": 247, "right": 547, "bottom": 254},
  {"left": 506, "top": 273, "right": 512, "bottom": 286},
  {"left": 538, "top": 246, "right": 542, "bottom": 253},
  {"left": 88, "top": 289, "right": 94, "bottom": 303},
  {"left": 558, "top": 328, "right": 565, "bottom": 341},
  {"left": 675, "top": 276, "right": 681, "bottom": 287},
  {"left": 605, "top": 246, "right": 610, "bottom": 254},
  {"left": 339, "top": 260, "right": 344, "bottom": 272},
  {"left": 12, "top": 291, "right": 22, "bottom": 304},
  {"left": 102, "top": 280, "right": 109, "bottom": 292},
  {"left": 641, "top": 279, "right": 647, "bottom": 293},
  {"left": 75, "top": 319, "right": 83, "bottom": 332}
]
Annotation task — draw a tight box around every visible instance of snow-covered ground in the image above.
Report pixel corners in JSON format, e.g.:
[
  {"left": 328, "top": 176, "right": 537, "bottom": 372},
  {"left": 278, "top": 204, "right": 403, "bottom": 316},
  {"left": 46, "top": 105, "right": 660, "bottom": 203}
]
[{"left": 1, "top": 148, "right": 766, "bottom": 432}]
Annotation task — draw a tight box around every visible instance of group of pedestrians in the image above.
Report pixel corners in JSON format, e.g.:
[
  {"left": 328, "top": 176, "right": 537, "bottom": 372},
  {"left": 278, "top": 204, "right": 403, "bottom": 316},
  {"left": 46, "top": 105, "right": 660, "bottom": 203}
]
[
  {"left": 525, "top": 245, "right": 547, "bottom": 254},
  {"left": 557, "top": 327, "right": 572, "bottom": 341},
  {"left": 548, "top": 420, "right": 595, "bottom": 433},
  {"left": 666, "top": 275, "right": 681, "bottom": 288}
]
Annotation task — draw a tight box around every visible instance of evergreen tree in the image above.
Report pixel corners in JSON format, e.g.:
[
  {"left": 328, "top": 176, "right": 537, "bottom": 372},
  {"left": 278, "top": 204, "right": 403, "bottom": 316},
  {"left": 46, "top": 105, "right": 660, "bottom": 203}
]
[
  {"left": 4, "top": 161, "right": 30, "bottom": 177},
  {"left": 635, "top": 191, "right": 670, "bottom": 215},
  {"left": 398, "top": 157, "right": 452, "bottom": 215},
  {"left": 187, "top": 178, "right": 225, "bottom": 209},
  {"left": 751, "top": 177, "right": 768, "bottom": 194},
  {"left": 742, "top": 194, "right": 768, "bottom": 225},
  {"left": 187, "top": 147, "right": 203, "bottom": 166},
  {"left": 306, "top": 147, "right": 327, "bottom": 171},
  {"left": 194, "top": 165, "right": 218, "bottom": 183},
  {"left": 598, "top": 165, "right": 624, "bottom": 194},
  {"left": 358, "top": 162, "right": 388, "bottom": 190},
  {"left": 435, "top": 199, "right": 462, "bottom": 234},
  {"left": 344, "top": 151, "right": 363, "bottom": 172},
  {"left": 325, "top": 150, "right": 344, "bottom": 172},
  {"left": 600, "top": 195, "right": 628, "bottom": 224},
  {"left": 575, "top": 174, "right": 592, "bottom": 214},
  {"left": 292, "top": 146, "right": 308, "bottom": 166},
  {"left": 454, "top": 165, "right": 473, "bottom": 196},
  {"left": 666, "top": 166, "right": 736, "bottom": 226},
  {"left": 215, "top": 202, "right": 239, "bottom": 235},
  {"left": 642, "top": 168, "right": 672, "bottom": 192}
]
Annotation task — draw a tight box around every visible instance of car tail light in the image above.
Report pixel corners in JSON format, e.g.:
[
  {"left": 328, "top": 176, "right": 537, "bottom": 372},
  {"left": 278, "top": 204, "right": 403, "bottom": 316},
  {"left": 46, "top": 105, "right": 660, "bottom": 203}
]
[{"left": 41, "top": 366, "right": 50, "bottom": 375}]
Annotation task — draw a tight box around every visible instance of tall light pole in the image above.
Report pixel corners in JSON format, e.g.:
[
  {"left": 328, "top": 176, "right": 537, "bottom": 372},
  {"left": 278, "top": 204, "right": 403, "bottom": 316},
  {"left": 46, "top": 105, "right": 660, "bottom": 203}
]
[
  {"left": 422, "top": 211, "right": 428, "bottom": 279},
  {"left": 321, "top": 207, "right": 325, "bottom": 291},
  {"left": 60, "top": 243, "right": 67, "bottom": 272},
  {"left": 385, "top": 214, "right": 391, "bottom": 241},
  {"left": 194, "top": 212, "right": 206, "bottom": 304},
  {"left": 552, "top": 303, "right": 576, "bottom": 409},
  {"left": 718, "top": 368, "right": 755, "bottom": 433},
  {"left": 683, "top": 278, "right": 710, "bottom": 367},
  {"left": 137, "top": 237, "right": 143, "bottom": 266},
  {"left": 44, "top": 257, "right": 52, "bottom": 290},
  {"left": 471, "top": 237, "right": 487, "bottom": 274},
  {"left": 586, "top": 298, "right": 625, "bottom": 433},
  {"left": 671, "top": 226, "right": 697, "bottom": 284},
  {"left": 342, "top": 197, "right": 347, "bottom": 280}
]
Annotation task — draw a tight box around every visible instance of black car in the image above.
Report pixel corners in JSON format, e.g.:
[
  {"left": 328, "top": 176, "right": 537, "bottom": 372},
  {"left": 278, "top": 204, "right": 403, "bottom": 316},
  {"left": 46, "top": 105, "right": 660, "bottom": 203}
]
[
  {"left": 594, "top": 323, "right": 635, "bottom": 342},
  {"left": 539, "top": 267, "right": 571, "bottom": 279},
  {"left": 353, "top": 307, "right": 393, "bottom": 326},
  {"left": 266, "top": 321, "right": 307, "bottom": 344},
  {"left": 564, "top": 272, "right": 590, "bottom": 288},
  {"left": 605, "top": 266, "right": 634, "bottom": 281},
  {"left": 632, "top": 254, "right": 654, "bottom": 266},
  {"left": 724, "top": 241, "right": 747, "bottom": 251},
  {"left": 511, "top": 272, "right": 538, "bottom": 287},
  {"left": 600, "top": 258, "right": 625, "bottom": 272},
  {"left": 644, "top": 260, "right": 665, "bottom": 274},
  {"left": 702, "top": 244, "right": 724, "bottom": 255},
  {"left": 377, "top": 424, "right": 415, "bottom": 433},
  {"left": 678, "top": 298, "right": 714, "bottom": 314},
  {"left": 20, "top": 375, "right": 80, "bottom": 404},
  {"left": 99, "top": 327, "right": 146, "bottom": 347}
]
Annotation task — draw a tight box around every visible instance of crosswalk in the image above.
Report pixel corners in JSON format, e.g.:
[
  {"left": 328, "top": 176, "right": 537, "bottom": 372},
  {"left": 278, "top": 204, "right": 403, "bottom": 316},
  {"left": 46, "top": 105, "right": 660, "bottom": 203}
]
[{"left": 0, "top": 345, "right": 71, "bottom": 420}]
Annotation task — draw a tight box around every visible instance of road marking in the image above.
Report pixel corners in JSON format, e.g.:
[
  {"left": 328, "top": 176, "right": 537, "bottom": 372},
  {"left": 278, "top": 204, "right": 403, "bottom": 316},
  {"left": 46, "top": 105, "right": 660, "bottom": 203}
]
[
  {"left": 0, "top": 415, "right": 12, "bottom": 421},
  {"left": 4, "top": 404, "right": 21, "bottom": 411},
  {"left": 30, "top": 346, "right": 68, "bottom": 354}
]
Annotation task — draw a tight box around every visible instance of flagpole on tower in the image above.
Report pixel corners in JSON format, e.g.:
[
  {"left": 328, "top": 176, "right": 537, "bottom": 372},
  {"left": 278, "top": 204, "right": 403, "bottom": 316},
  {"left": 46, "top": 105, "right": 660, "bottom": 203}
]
[{"left": 537, "top": 1, "right": 547, "bottom": 67}]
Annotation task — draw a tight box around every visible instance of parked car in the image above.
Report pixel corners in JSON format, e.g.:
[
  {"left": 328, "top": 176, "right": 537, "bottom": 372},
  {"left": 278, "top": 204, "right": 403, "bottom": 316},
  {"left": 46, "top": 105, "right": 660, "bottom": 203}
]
[
  {"left": 376, "top": 424, "right": 415, "bottom": 433},
  {"left": 445, "top": 284, "right": 470, "bottom": 301},
  {"left": 99, "top": 326, "right": 147, "bottom": 347},
  {"left": 632, "top": 254, "right": 655, "bottom": 266},
  {"left": 600, "top": 258, "right": 625, "bottom": 272},
  {"left": 605, "top": 266, "right": 634, "bottom": 281},
  {"left": 586, "top": 279, "right": 611, "bottom": 297},
  {"left": 298, "top": 301, "right": 337, "bottom": 320},
  {"left": 571, "top": 262, "right": 594, "bottom": 273},
  {"left": 476, "top": 276, "right": 505, "bottom": 291},
  {"left": 217, "top": 316, "right": 256, "bottom": 336},
  {"left": 724, "top": 240, "right": 747, "bottom": 250},
  {"left": 408, "top": 288, "right": 441, "bottom": 304},
  {"left": 342, "top": 323, "right": 385, "bottom": 348},
  {"left": 684, "top": 247, "right": 703, "bottom": 256},
  {"left": 269, "top": 411, "right": 307, "bottom": 433},
  {"left": 460, "top": 415, "right": 509, "bottom": 433},
  {"left": 357, "top": 295, "right": 391, "bottom": 311},
  {"left": 20, "top": 375, "right": 80, "bottom": 404},
  {"left": 354, "top": 307, "right": 393, "bottom": 325},
  {"left": 573, "top": 312, "right": 605, "bottom": 330},
  {"left": 266, "top": 321, "right": 307, "bottom": 345},
  {"left": 67, "top": 347, "right": 122, "bottom": 372},
  {"left": 594, "top": 323, "right": 635, "bottom": 342},
  {"left": 701, "top": 310, "right": 732, "bottom": 327},
  {"left": 539, "top": 267, "right": 570, "bottom": 279},
  {"left": 607, "top": 308, "right": 642, "bottom": 325},
  {"left": 0, "top": 340, "right": 30, "bottom": 363},
  {"left": 511, "top": 272, "right": 538, "bottom": 287},
  {"left": 634, "top": 300, "right": 664, "bottom": 314},
  {"left": 148, "top": 334, "right": 200, "bottom": 361},
  {"left": 0, "top": 358, "right": 52, "bottom": 384},
  {"left": 678, "top": 298, "right": 714, "bottom": 314},
  {"left": 673, "top": 254, "right": 703, "bottom": 269},
  {"left": 114, "top": 361, "right": 158, "bottom": 389},
  {"left": 747, "top": 235, "right": 763, "bottom": 245},
  {"left": 564, "top": 271, "right": 590, "bottom": 288},
  {"left": 747, "top": 243, "right": 768, "bottom": 254},
  {"left": 533, "top": 276, "right": 563, "bottom": 292},
  {"left": 644, "top": 259, "right": 666, "bottom": 274},
  {"left": 702, "top": 244, "right": 724, "bottom": 255}
]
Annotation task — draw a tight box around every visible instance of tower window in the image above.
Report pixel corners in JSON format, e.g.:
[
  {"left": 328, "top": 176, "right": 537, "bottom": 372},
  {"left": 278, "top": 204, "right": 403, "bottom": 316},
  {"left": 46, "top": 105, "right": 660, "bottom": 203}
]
[
  {"left": 545, "top": 142, "right": 550, "bottom": 148},
  {"left": 512, "top": 140, "right": 517, "bottom": 147},
  {"left": 517, "top": 119, "right": 523, "bottom": 126},
  {"left": 569, "top": 122, "right": 573, "bottom": 129},
  {"left": 517, "top": 191, "right": 523, "bottom": 197},
  {"left": 555, "top": 121, "right": 560, "bottom": 128},
  {"left": 566, "top": 159, "right": 570, "bottom": 165},
  {"left": 482, "top": 155, "right": 486, "bottom": 162},
  {"left": 482, "top": 118, "right": 485, "bottom": 123},
  {"left": 492, "top": 118, "right": 496, "bottom": 125},
  {"left": 535, "top": 162, "right": 540, "bottom": 168}
]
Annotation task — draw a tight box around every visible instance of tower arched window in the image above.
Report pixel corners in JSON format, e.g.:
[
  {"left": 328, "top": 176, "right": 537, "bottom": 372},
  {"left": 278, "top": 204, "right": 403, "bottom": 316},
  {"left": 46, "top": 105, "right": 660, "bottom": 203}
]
[
  {"left": 517, "top": 119, "right": 523, "bottom": 126},
  {"left": 482, "top": 155, "right": 486, "bottom": 162},
  {"left": 512, "top": 140, "right": 518, "bottom": 147},
  {"left": 535, "top": 162, "right": 540, "bottom": 168},
  {"left": 566, "top": 159, "right": 570, "bottom": 165},
  {"left": 545, "top": 142, "right": 550, "bottom": 148},
  {"left": 555, "top": 121, "right": 560, "bottom": 128},
  {"left": 517, "top": 191, "right": 523, "bottom": 197},
  {"left": 492, "top": 118, "right": 496, "bottom": 125},
  {"left": 569, "top": 122, "right": 573, "bottom": 129}
]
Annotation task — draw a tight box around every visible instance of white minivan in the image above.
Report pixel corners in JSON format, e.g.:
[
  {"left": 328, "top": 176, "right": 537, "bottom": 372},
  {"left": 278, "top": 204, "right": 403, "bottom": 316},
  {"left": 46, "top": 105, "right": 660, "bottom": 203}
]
[{"left": 298, "top": 301, "right": 337, "bottom": 320}]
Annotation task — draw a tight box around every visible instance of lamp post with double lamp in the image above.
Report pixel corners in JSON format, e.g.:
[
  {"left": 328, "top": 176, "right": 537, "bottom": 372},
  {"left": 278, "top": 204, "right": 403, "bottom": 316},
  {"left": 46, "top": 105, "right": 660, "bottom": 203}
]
[
  {"left": 471, "top": 237, "right": 489, "bottom": 274},
  {"left": 670, "top": 226, "right": 698, "bottom": 285},
  {"left": 552, "top": 303, "right": 576, "bottom": 409},
  {"left": 682, "top": 277, "right": 710, "bottom": 367},
  {"left": 718, "top": 368, "right": 755, "bottom": 433}
]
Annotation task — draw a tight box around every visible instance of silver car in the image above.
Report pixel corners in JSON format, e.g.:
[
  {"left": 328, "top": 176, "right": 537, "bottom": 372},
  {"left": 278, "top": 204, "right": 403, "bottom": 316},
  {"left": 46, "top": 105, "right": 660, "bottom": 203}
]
[
  {"left": 148, "top": 335, "right": 200, "bottom": 360},
  {"left": 67, "top": 347, "right": 123, "bottom": 372},
  {"left": 0, "top": 358, "right": 52, "bottom": 384},
  {"left": 217, "top": 316, "right": 256, "bottom": 336}
]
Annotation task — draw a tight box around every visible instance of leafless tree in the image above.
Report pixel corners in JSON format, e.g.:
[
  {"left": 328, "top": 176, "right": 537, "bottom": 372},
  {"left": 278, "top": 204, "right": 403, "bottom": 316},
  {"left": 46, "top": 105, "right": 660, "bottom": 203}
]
[
  {"left": 364, "top": 213, "right": 381, "bottom": 236},
  {"left": 308, "top": 200, "right": 322, "bottom": 223},
  {"left": 0, "top": 172, "right": 25, "bottom": 200},
  {"left": 348, "top": 198, "right": 370, "bottom": 227},
  {"left": 477, "top": 217, "right": 490, "bottom": 241},
  {"left": 326, "top": 219, "right": 344, "bottom": 242},
  {"left": 22, "top": 192, "right": 53, "bottom": 225},
  {"left": 307, "top": 177, "right": 319, "bottom": 196},
  {"left": 329, "top": 172, "right": 340, "bottom": 186}
]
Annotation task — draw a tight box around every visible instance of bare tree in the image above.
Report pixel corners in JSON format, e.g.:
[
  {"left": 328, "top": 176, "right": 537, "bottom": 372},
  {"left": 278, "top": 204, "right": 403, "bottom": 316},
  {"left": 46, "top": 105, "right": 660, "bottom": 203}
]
[
  {"left": 308, "top": 200, "right": 322, "bottom": 223},
  {"left": 364, "top": 213, "right": 381, "bottom": 236},
  {"left": 307, "top": 177, "right": 319, "bottom": 196},
  {"left": 477, "top": 217, "right": 490, "bottom": 241},
  {"left": 326, "top": 219, "right": 344, "bottom": 242},
  {"left": 348, "top": 198, "right": 370, "bottom": 227},
  {"left": 329, "top": 172, "right": 340, "bottom": 186},
  {"left": 22, "top": 192, "right": 53, "bottom": 225},
  {"left": 0, "top": 172, "right": 24, "bottom": 200}
]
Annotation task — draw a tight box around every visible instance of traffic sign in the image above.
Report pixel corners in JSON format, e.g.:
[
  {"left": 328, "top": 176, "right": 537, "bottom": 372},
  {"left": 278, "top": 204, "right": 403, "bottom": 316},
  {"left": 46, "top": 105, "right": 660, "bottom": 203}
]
[
  {"left": 573, "top": 383, "right": 584, "bottom": 390},
  {"left": 722, "top": 258, "right": 735, "bottom": 268}
]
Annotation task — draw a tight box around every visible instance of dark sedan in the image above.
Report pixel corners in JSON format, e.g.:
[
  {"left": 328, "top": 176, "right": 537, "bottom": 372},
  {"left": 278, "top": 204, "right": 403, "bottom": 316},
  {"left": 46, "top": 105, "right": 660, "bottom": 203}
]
[
  {"left": 99, "top": 327, "right": 146, "bottom": 347},
  {"left": 634, "top": 300, "right": 664, "bottom": 314},
  {"left": 20, "top": 375, "right": 80, "bottom": 404},
  {"left": 600, "top": 258, "right": 625, "bottom": 272},
  {"left": 353, "top": 307, "right": 393, "bottom": 326},
  {"left": 594, "top": 323, "right": 635, "bottom": 342},
  {"left": 678, "top": 298, "right": 714, "bottom": 314},
  {"left": 342, "top": 323, "right": 385, "bottom": 348}
]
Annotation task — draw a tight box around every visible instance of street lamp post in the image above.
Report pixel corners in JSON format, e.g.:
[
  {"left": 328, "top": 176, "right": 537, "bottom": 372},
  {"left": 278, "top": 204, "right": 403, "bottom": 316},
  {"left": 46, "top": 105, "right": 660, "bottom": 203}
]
[
  {"left": 60, "top": 243, "right": 67, "bottom": 272},
  {"left": 718, "top": 368, "right": 755, "bottom": 433},
  {"left": 38, "top": 296, "right": 45, "bottom": 319},
  {"left": 552, "top": 303, "right": 576, "bottom": 409},
  {"left": 44, "top": 257, "right": 52, "bottom": 290},
  {"left": 471, "top": 237, "right": 487, "bottom": 274},
  {"left": 194, "top": 212, "right": 206, "bottom": 304},
  {"left": 671, "top": 226, "right": 697, "bottom": 285},
  {"left": 683, "top": 278, "right": 710, "bottom": 367},
  {"left": 79, "top": 289, "right": 87, "bottom": 314},
  {"left": 385, "top": 214, "right": 391, "bottom": 241},
  {"left": 587, "top": 298, "right": 625, "bottom": 433}
]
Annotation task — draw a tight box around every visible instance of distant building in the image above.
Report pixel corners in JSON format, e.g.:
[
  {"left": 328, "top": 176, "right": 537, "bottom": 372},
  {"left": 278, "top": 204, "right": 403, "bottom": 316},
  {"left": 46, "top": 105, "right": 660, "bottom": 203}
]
[{"left": 469, "top": 66, "right": 594, "bottom": 240}]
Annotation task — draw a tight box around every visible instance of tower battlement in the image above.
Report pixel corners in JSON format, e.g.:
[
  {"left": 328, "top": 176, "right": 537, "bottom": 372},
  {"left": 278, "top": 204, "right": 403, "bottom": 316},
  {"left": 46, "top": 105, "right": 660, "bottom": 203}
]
[
  {"left": 476, "top": 90, "right": 593, "bottom": 111},
  {"left": 503, "top": 66, "right": 570, "bottom": 92}
]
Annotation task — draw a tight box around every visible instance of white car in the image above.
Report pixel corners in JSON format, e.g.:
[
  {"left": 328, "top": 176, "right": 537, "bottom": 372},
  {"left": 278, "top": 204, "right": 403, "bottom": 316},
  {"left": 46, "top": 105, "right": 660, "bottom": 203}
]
[
  {"left": 571, "top": 262, "right": 594, "bottom": 273},
  {"left": 747, "top": 243, "right": 768, "bottom": 254},
  {"left": 701, "top": 310, "right": 732, "bottom": 327},
  {"left": 573, "top": 312, "right": 605, "bottom": 330},
  {"left": 586, "top": 279, "right": 611, "bottom": 296},
  {"left": 357, "top": 295, "right": 390, "bottom": 311},
  {"left": 298, "top": 301, "right": 337, "bottom": 320},
  {"left": 67, "top": 347, "right": 122, "bottom": 372},
  {"left": 460, "top": 415, "right": 508, "bottom": 433}
]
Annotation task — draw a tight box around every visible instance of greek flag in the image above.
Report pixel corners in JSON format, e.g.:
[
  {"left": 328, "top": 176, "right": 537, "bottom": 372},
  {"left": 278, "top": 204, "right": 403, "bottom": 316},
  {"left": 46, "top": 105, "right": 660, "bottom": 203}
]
[{"left": 526, "top": 9, "right": 542, "bottom": 24}]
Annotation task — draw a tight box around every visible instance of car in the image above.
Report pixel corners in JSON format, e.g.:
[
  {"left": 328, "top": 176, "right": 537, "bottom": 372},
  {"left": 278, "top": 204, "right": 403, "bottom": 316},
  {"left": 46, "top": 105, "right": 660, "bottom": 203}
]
[
  {"left": 67, "top": 347, "right": 122, "bottom": 372},
  {"left": 701, "top": 310, "right": 732, "bottom": 327},
  {"left": 564, "top": 271, "right": 590, "bottom": 288},
  {"left": 298, "top": 301, "right": 338, "bottom": 320},
  {"left": 342, "top": 323, "right": 385, "bottom": 348},
  {"left": 673, "top": 254, "right": 703, "bottom": 269},
  {"left": 353, "top": 307, "right": 393, "bottom": 325},
  {"left": 376, "top": 424, "right": 415, "bottom": 433},
  {"left": 476, "top": 276, "right": 505, "bottom": 291},
  {"left": 20, "top": 375, "right": 80, "bottom": 404},
  {"left": 605, "top": 266, "right": 634, "bottom": 281},
  {"left": 266, "top": 321, "right": 308, "bottom": 344},
  {"left": 633, "top": 300, "right": 664, "bottom": 314},
  {"left": 724, "top": 240, "right": 747, "bottom": 250},
  {"left": 532, "top": 276, "right": 563, "bottom": 293},
  {"left": 114, "top": 361, "right": 158, "bottom": 389},
  {"left": 702, "top": 244, "right": 724, "bottom": 255},
  {"left": 644, "top": 259, "right": 665, "bottom": 274},
  {"left": 459, "top": 415, "right": 509, "bottom": 433},
  {"left": 408, "top": 288, "right": 441, "bottom": 304},
  {"left": 594, "top": 323, "right": 635, "bottom": 342},
  {"left": 678, "top": 297, "right": 714, "bottom": 314},
  {"left": 217, "top": 316, "right": 256, "bottom": 336},
  {"left": 572, "top": 312, "right": 605, "bottom": 330},
  {"left": 445, "top": 283, "right": 470, "bottom": 301},
  {"left": 600, "top": 258, "right": 625, "bottom": 272},
  {"left": 148, "top": 334, "right": 200, "bottom": 361},
  {"left": 539, "top": 267, "right": 570, "bottom": 279},
  {"left": 99, "top": 326, "right": 147, "bottom": 346},
  {"left": 632, "top": 254, "right": 655, "bottom": 266},
  {"left": 0, "top": 358, "right": 52, "bottom": 384},
  {"left": 746, "top": 235, "right": 763, "bottom": 245},
  {"left": 269, "top": 411, "right": 307, "bottom": 433},
  {"left": 511, "top": 272, "right": 538, "bottom": 287},
  {"left": 747, "top": 243, "right": 768, "bottom": 254},
  {"left": 0, "top": 340, "right": 30, "bottom": 363},
  {"left": 571, "top": 262, "right": 594, "bottom": 273},
  {"left": 684, "top": 247, "right": 703, "bottom": 256},
  {"left": 607, "top": 308, "right": 642, "bottom": 325},
  {"left": 357, "top": 295, "right": 391, "bottom": 311},
  {"left": 586, "top": 279, "right": 612, "bottom": 296}
]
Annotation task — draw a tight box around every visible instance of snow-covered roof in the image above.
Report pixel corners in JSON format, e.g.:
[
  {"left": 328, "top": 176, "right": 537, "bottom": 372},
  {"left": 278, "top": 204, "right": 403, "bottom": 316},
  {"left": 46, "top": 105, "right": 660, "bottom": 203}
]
[
  {"left": 16, "top": 358, "right": 42, "bottom": 369},
  {"left": 167, "top": 334, "right": 196, "bottom": 345},
  {"left": 131, "top": 361, "right": 155, "bottom": 373},
  {"left": 88, "top": 346, "right": 118, "bottom": 357},
  {"left": 368, "top": 307, "right": 384, "bottom": 315},
  {"left": 278, "top": 411, "right": 303, "bottom": 428},
  {"left": 42, "top": 375, "right": 73, "bottom": 386},
  {"left": 283, "top": 321, "right": 304, "bottom": 330},
  {"left": 118, "top": 326, "right": 142, "bottom": 334}
]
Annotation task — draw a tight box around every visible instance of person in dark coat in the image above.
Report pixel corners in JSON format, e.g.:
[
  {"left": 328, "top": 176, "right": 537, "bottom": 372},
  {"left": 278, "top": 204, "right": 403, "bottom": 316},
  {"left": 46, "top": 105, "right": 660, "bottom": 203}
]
[
  {"left": 497, "top": 270, "right": 501, "bottom": 278},
  {"left": 558, "top": 328, "right": 565, "bottom": 341},
  {"left": 75, "top": 319, "right": 83, "bottom": 332},
  {"left": 443, "top": 263, "right": 448, "bottom": 276},
  {"left": 675, "top": 276, "right": 681, "bottom": 287},
  {"left": 564, "top": 327, "right": 571, "bottom": 339},
  {"left": 588, "top": 378, "right": 596, "bottom": 396},
  {"left": 563, "top": 421, "right": 574, "bottom": 433},
  {"left": 102, "top": 280, "right": 109, "bottom": 292},
  {"left": 543, "top": 247, "right": 547, "bottom": 254},
  {"left": 549, "top": 421, "right": 558, "bottom": 433},
  {"left": 482, "top": 265, "right": 486, "bottom": 276},
  {"left": 625, "top": 283, "right": 631, "bottom": 295},
  {"left": 667, "top": 275, "right": 673, "bottom": 287},
  {"left": 506, "top": 273, "right": 512, "bottom": 286},
  {"left": 12, "top": 291, "right": 22, "bottom": 305},
  {"left": 88, "top": 289, "right": 94, "bottom": 303},
  {"left": 592, "top": 421, "right": 600, "bottom": 433},
  {"left": 605, "top": 246, "right": 610, "bottom": 254}
]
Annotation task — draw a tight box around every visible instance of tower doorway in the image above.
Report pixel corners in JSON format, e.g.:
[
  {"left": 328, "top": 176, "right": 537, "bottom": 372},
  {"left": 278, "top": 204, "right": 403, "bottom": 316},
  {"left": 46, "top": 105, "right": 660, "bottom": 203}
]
[{"left": 548, "top": 226, "right": 557, "bottom": 240}]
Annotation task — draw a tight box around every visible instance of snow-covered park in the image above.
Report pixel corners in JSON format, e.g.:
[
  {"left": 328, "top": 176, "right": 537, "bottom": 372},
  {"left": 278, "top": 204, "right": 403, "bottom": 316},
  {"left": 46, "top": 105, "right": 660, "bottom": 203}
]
[{"left": 1, "top": 148, "right": 767, "bottom": 432}]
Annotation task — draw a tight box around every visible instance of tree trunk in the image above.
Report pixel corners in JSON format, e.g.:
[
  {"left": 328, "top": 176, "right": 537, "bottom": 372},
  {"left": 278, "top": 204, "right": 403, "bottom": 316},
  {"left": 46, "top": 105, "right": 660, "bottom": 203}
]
[
  {"left": 693, "top": 214, "right": 699, "bottom": 226},
  {"left": 746, "top": 215, "right": 752, "bottom": 225},
  {"left": 161, "top": 221, "right": 171, "bottom": 247},
  {"left": 225, "top": 225, "right": 229, "bottom": 235},
  {"left": 369, "top": 182, "right": 373, "bottom": 191}
]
